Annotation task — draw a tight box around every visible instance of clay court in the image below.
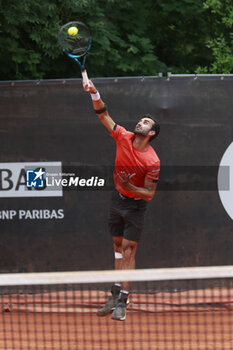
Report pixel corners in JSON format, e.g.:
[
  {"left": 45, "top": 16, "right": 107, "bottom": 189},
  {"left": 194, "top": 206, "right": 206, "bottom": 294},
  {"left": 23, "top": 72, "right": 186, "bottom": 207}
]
[
  {"left": 0, "top": 286, "right": 232, "bottom": 349},
  {"left": 0, "top": 311, "right": 233, "bottom": 349}
]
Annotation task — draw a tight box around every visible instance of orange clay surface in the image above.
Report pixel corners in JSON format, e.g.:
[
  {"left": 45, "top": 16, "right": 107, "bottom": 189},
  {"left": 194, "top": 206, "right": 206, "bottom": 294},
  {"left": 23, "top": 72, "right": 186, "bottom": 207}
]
[{"left": 0, "top": 311, "right": 232, "bottom": 350}]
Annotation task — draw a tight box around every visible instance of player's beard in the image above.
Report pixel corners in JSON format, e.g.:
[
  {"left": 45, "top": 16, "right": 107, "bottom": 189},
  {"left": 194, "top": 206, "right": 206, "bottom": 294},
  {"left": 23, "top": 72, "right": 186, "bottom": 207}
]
[{"left": 134, "top": 128, "right": 149, "bottom": 137}]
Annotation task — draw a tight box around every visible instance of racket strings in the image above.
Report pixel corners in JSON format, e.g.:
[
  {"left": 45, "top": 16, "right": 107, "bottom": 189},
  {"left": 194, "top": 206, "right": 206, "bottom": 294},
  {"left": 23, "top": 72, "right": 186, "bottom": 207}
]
[
  {"left": 66, "top": 37, "right": 89, "bottom": 54},
  {"left": 59, "top": 22, "right": 90, "bottom": 57}
]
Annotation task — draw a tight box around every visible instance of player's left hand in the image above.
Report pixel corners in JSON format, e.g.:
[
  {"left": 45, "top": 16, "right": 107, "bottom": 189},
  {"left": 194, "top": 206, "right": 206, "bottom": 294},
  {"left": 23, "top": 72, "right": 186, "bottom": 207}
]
[{"left": 117, "top": 172, "right": 136, "bottom": 187}]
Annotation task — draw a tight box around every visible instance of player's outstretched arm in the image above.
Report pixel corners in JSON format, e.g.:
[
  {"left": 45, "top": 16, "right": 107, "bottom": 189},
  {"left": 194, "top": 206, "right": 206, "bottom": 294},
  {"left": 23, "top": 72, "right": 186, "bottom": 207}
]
[{"left": 83, "top": 80, "right": 115, "bottom": 132}]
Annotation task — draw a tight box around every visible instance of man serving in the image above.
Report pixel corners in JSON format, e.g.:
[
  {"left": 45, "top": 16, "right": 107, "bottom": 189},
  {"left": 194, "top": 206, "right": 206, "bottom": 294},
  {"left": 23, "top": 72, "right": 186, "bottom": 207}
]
[{"left": 83, "top": 80, "right": 160, "bottom": 321}]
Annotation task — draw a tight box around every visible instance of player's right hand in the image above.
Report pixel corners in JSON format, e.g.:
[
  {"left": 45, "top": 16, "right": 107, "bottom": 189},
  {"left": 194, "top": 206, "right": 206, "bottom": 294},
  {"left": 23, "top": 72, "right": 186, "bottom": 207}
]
[{"left": 83, "top": 79, "right": 97, "bottom": 94}]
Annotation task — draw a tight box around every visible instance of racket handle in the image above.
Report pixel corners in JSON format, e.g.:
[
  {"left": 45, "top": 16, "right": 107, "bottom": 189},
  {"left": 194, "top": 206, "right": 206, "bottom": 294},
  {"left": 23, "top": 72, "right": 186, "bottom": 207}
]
[{"left": 81, "top": 69, "right": 90, "bottom": 87}]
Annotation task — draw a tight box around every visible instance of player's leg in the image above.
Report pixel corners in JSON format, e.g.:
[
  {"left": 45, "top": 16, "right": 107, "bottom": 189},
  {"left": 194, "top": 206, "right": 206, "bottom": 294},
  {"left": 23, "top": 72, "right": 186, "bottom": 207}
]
[
  {"left": 112, "top": 201, "right": 146, "bottom": 321},
  {"left": 97, "top": 204, "right": 124, "bottom": 317},
  {"left": 96, "top": 236, "right": 123, "bottom": 317},
  {"left": 121, "top": 238, "right": 138, "bottom": 289},
  {"left": 120, "top": 204, "right": 145, "bottom": 291},
  {"left": 113, "top": 235, "right": 123, "bottom": 270},
  {"left": 111, "top": 239, "right": 137, "bottom": 321}
]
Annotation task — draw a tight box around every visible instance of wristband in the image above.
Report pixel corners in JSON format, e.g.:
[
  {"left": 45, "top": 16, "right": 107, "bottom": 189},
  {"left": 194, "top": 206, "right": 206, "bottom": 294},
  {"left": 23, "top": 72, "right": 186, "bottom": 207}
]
[
  {"left": 94, "top": 104, "right": 107, "bottom": 114},
  {"left": 91, "top": 90, "right": 101, "bottom": 101}
]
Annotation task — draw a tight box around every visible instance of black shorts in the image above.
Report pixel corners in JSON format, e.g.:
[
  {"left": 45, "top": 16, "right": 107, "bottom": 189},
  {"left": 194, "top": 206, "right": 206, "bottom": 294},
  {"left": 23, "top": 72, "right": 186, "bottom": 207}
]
[{"left": 108, "top": 190, "right": 148, "bottom": 242}]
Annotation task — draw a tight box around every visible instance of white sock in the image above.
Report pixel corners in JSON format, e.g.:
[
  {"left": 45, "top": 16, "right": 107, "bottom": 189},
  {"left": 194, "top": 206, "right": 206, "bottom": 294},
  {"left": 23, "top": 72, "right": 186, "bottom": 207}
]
[{"left": 120, "top": 290, "right": 129, "bottom": 295}]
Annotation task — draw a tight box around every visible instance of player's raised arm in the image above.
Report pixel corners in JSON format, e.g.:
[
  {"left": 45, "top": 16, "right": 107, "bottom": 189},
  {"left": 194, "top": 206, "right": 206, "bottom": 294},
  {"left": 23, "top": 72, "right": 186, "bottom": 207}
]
[{"left": 83, "top": 80, "right": 115, "bottom": 132}]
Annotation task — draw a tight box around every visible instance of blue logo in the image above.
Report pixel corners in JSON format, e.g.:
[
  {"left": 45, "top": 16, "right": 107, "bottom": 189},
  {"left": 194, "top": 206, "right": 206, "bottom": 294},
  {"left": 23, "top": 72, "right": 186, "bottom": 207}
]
[{"left": 26, "top": 168, "right": 45, "bottom": 188}]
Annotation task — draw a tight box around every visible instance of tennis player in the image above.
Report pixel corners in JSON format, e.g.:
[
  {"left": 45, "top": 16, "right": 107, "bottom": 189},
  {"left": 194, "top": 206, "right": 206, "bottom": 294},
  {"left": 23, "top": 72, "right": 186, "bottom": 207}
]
[{"left": 83, "top": 80, "right": 160, "bottom": 321}]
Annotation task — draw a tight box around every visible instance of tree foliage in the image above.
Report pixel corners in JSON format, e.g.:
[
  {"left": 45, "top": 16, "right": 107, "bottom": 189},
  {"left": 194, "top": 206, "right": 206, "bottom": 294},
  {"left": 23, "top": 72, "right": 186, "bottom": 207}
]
[
  {"left": 196, "top": 0, "right": 233, "bottom": 73},
  {"left": 0, "top": 0, "right": 232, "bottom": 80}
]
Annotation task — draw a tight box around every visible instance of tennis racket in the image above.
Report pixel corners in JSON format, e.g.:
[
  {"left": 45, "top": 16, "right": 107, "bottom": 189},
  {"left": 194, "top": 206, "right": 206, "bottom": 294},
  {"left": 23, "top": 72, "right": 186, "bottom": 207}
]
[{"left": 58, "top": 21, "right": 92, "bottom": 86}]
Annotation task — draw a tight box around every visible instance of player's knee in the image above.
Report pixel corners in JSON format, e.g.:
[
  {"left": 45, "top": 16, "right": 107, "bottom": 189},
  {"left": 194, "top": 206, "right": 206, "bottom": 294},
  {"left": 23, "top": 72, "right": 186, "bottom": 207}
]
[{"left": 113, "top": 236, "right": 123, "bottom": 252}]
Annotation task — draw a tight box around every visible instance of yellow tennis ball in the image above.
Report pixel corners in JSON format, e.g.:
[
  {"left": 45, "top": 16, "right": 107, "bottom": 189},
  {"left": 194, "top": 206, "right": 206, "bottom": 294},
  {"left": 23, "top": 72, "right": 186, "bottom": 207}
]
[{"left": 68, "top": 26, "right": 78, "bottom": 36}]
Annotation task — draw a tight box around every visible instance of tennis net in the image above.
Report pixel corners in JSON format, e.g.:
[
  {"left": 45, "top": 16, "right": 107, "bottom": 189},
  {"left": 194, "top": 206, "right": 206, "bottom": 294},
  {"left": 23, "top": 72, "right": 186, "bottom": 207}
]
[{"left": 0, "top": 266, "right": 232, "bottom": 349}]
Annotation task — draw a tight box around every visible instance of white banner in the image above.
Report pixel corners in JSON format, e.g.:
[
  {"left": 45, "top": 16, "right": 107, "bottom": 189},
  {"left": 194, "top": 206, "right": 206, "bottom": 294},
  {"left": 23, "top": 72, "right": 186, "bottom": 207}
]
[
  {"left": 218, "top": 142, "right": 233, "bottom": 220},
  {"left": 0, "top": 162, "right": 63, "bottom": 197}
]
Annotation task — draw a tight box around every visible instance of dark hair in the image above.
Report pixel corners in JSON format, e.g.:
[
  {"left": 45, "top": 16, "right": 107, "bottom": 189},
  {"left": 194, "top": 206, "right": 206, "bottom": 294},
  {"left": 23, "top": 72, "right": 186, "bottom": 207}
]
[{"left": 141, "top": 114, "right": 160, "bottom": 142}]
